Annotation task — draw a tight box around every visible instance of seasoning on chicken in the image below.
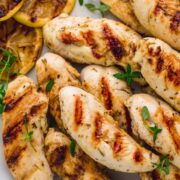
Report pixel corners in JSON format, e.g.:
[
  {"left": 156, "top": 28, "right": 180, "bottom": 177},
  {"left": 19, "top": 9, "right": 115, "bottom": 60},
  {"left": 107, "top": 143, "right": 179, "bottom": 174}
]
[
  {"left": 45, "top": 128, "right": 109, "bottom": 180},
  {"left": 59, "top": 86, "right": 159, "bottom": 173},
  {"left": 43, "top": 15, "right": 142, "bottom": 72},
  {"left": 100, "top": 0, "right": 149, "bottom": 35},
  {"left": 2, "top": 76, "right": 53, "bottom": 180},
  {"left": 131, "top": 0, "right": 180, "bottom": 50},
  {"left": 81, "top": 65, "right": 132, "bottom": 132},
  {"left": 126, "top": 94, "right": 180, "bottom": 168},
  {"left": 36, "top": 52, "right": 81, "bottom": 128},
  {"left": 134, "top": 38, "right": 180, "bottom": 111}
]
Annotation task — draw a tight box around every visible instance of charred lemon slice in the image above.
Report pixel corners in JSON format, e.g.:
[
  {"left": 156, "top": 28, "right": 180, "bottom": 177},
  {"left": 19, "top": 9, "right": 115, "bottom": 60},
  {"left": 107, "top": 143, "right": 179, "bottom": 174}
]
[
  {"left": 0, "top": 0, "right": 24, "bottom": 21},
  {"left": 13, "top": 0, "right": 75, "bottom": 27},
  {"left": 0, "top": 19, "right": 42, "bottom": 79}
]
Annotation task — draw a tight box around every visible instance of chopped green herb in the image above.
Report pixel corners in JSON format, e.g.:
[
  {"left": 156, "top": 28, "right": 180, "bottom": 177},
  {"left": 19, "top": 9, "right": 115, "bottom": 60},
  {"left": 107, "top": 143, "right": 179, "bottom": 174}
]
[
  {"left": 46, "top": 79, "right": 54, "bottom": 92},
  {"left": 0, "top": 84, "right": 6, "bottom": 114},
  {"left": 85, "top": 3, "right": 109, "bottom": 13},
  {"left": 152, "top": 155, "right": 170, "bottom": 176},
  {"left": 79, "top": 0, "right": 84, "bottom": 6},
  {"left": 149, "top": 124, "right": 162, "bottom": 143},
  {"left": 142, "top": 106, "right": 150, "bottom": 120},
  {"left": 23, "top": 115, "right": 36, "bottom": 151},
  {"left": 70, "top": 139, "right": 76, "bottom": 157},
  {"left": 0, "top": 48, "right": 17, "bottom": 80},
  {"left": 113, "top": 64, "right": 141, "bottom": 86},
  {"left": 0, "top": 49, "right": 17, "bottom": 114},
  {"left": 23, "top": 131, "right": 33, "bottom": 141}
]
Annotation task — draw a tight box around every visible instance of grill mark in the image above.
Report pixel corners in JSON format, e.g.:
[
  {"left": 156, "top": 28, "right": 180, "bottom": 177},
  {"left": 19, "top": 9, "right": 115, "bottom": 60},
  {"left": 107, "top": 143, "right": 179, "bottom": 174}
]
[
  {"left": 133, "top": 148, "right": 143, "bottom": 163},
  {"left": 74, "top": 96, "right": 83, "bottom": 125},
  {"left": 94, "top": 113, "right": 103, "bottom": 140},
  {"left": 53, "top": 0, "right": 67, "bottom": 17},
  {"left": 0, "top": 0, "right": 22, "bottom": 18},
  {"left": 101, "top": 77, "right": 112, "bottom": 110},
  {"left": 167, "top": 66, "right": 180, "bottom": 86},
  {"left": 148, "top": 46, "right": 180, "bottom": 86},
  {"left": 50, "top": 146, "right": 67, "bottom": 166},
  {"left": 156, "top": 56, "right": 164, "bottom": 73},
  {"left": 164, "top": 115, "right": 180, "bottom": 151},
  {"left": 125, "top": 107, "right": 132, "bottom": 135},
  {"left": 3, "top": 104, "right": 41, "bottom": 144},
  {"left": 154, "top": 2, "right": 180, "bottom": 31},
  {"left": 151, "top": 170, "right": 160, "bottom": 180},
  {"left": 81, "top": 30, "right": 102, "bottom": 59},
  {"left": 113, "top": 133, "right": 122, "bottom": 154},
  {"left": 60, "top": 32, "right": 81, "bottom": 44},
  {"left": 7, "top": 146, "right": 26, "bottom": 168},
  {"left": 170, "top": 11, "right": 180, "bottom": 31},
  {"left": 148, "top": 46, "right": 161, "bottom": 57},
  {"left": 102, "top": 23, "right": 125, "bottom": 60},
  {"left": 4, "top": 88, "right": 32, "bottom": 112},
  {"left": 175, "top": 174, "right": 180, "bottom": 179},
  {"left": 30, "top": 104, "right": 43, "bottom": 116},
  {"left": 3, "top": 120, "right": 23, "bottom": 144},
  {"left": 154, "top": 4, "right": 161, "bottom": 16}
]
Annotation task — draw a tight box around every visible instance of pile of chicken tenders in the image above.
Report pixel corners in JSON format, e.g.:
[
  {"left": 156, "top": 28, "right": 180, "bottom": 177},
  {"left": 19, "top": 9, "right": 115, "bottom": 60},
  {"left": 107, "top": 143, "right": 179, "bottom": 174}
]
[{"left": 2, "top": 0, "right": 180, "bottom": 179}]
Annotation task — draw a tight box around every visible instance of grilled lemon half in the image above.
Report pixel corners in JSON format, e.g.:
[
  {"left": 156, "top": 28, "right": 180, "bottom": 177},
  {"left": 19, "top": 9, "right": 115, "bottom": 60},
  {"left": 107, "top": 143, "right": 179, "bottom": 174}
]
[
  {"left": 13, "top": 0, "right": 75, "bottom": 27},
  {"left": 0, "top": 0, "right": 24, "bottom": 21},
  {"left": 0, "top": 19, "right": 42, "bottom": 79}
]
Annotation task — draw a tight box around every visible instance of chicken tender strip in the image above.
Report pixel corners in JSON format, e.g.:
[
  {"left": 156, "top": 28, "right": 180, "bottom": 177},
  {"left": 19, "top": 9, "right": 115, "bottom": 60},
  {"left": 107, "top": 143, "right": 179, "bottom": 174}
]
[
  {"left": 126, "top": 94, "right": 180, "bottom": 168},
  {"left": 131, "top": 0, "right": 180, "bottom": 50},
  {"left": 135, "top": 38, "right": 180, "bottom": 112},
  {"left": 2, "top": 76, "right": 53, "bottom": 180},
  {"left": 81, "top": 65, "right": 132, "bottom": 132},
  {"left": 101, "top": 0, "right": 149, "bottom": 35},
  {"left": 60, "top": 86, "right": 159, "bottom": 173},
  {"left": 45, "top": 128, "right": 109, "bottom": 180},
  {"left": 43, "top": 15, "right": 142, "bottom": 72},
  {"left": 139, "top": 164, "right": 180, "bottom": 180},
  {"left": 36, "top": 52, "right": 81, "bottom": 128}
]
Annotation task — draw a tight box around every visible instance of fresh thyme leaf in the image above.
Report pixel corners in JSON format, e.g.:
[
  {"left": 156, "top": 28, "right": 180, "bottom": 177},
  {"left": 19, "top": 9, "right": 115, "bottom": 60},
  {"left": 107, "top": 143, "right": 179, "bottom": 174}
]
[
  {"left": 152, "top": 155, "right": 170, "bottom": 176},
  {"left": 0, "top": 49, "right": 17, "bottom": 114},
  {"left": 149, "top": 124, "right": 162, "bottom": 143},
  {"left": 79, "top": 0, "right": 83, "bottom": 6},
  {"left": 142, "top": 106, "right": 150, "bottom": 120},
  {"left": 85, "top": 3, "right": 96, "bottom": 12},
  {"left": 23, "top": 115, "right": 36, "bottom": 151},
  {"left": 98, "top": 4, "right": 110, "bottom": 13},
  {"left": 70, "top": 139, "right": 76, "bottom": 157},
  {"left": 0, "top": 103, "right": 4, "bottom": 114},
  {"left": 113, "top": 64, "right": 141, "bottom": 86},
  {"left": 46, "top": 79, "right": 54, "bottom": 92},
  {"left": 23, "top": 131, "right": 33, "bottom": 141},
  {"left": 85, "top": 3, "right": 109, "bottom": 13},
  {"left": 0, "top": 48, "right": 17, "bottom": 80}
]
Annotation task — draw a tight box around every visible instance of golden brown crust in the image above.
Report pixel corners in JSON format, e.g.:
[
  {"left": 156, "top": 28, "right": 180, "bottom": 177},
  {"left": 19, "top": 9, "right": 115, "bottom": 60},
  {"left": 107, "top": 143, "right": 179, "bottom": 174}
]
[
  {"left": 2, "top": 76, "right": 52, "bottom": 179},
  {"left": 45, "top": 128, "right": 109, "bottom": 180}
]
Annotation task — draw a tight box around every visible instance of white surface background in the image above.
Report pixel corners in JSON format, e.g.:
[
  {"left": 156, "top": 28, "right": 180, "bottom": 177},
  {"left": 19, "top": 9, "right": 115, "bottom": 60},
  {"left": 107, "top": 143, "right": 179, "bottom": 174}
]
[{"left": 0, "top": 0, "right": 139, "bottom": 179}]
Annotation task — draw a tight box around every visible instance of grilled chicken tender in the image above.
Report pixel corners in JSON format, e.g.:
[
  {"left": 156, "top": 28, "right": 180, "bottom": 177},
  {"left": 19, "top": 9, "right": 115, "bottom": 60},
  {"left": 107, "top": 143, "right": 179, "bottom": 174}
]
[
  {"left": 43, "top": 15, "right": 142, "bottom": 72},
  {"left": 100, "top": 0, "right": 149, "bottom": 35},
  {"left": 59, "top": 86, "right": 159, "bottom": 172},
  {"left": 45, "top": 128, "right": 109, "bottom": 180},
  {"left": 36, "top": 52, "right": 81, "bottom": 128},
  {"left": 135, "top": 38, "right": 180, "bottom": 112},
  {"left": 131, "top": 0, "right": 180, "bottom": 50},
  {"left": 2, "top": 76, "right": 53, "bottom": 180},
  {"left": 140, "top": 164, "right": 180, "bottom": 180},
  {"left": 126, "top": 94, "right": 180, "bottom": 168},
  {"left": 81, "top": 65, "right": 132, "bottom": 131}
]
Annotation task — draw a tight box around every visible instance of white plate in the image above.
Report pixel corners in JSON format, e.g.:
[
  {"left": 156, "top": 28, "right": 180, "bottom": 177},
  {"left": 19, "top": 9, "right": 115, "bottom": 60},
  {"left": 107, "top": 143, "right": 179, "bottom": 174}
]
[{"left": 0, "top": 1, "right": 139, "bottom": 179}]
